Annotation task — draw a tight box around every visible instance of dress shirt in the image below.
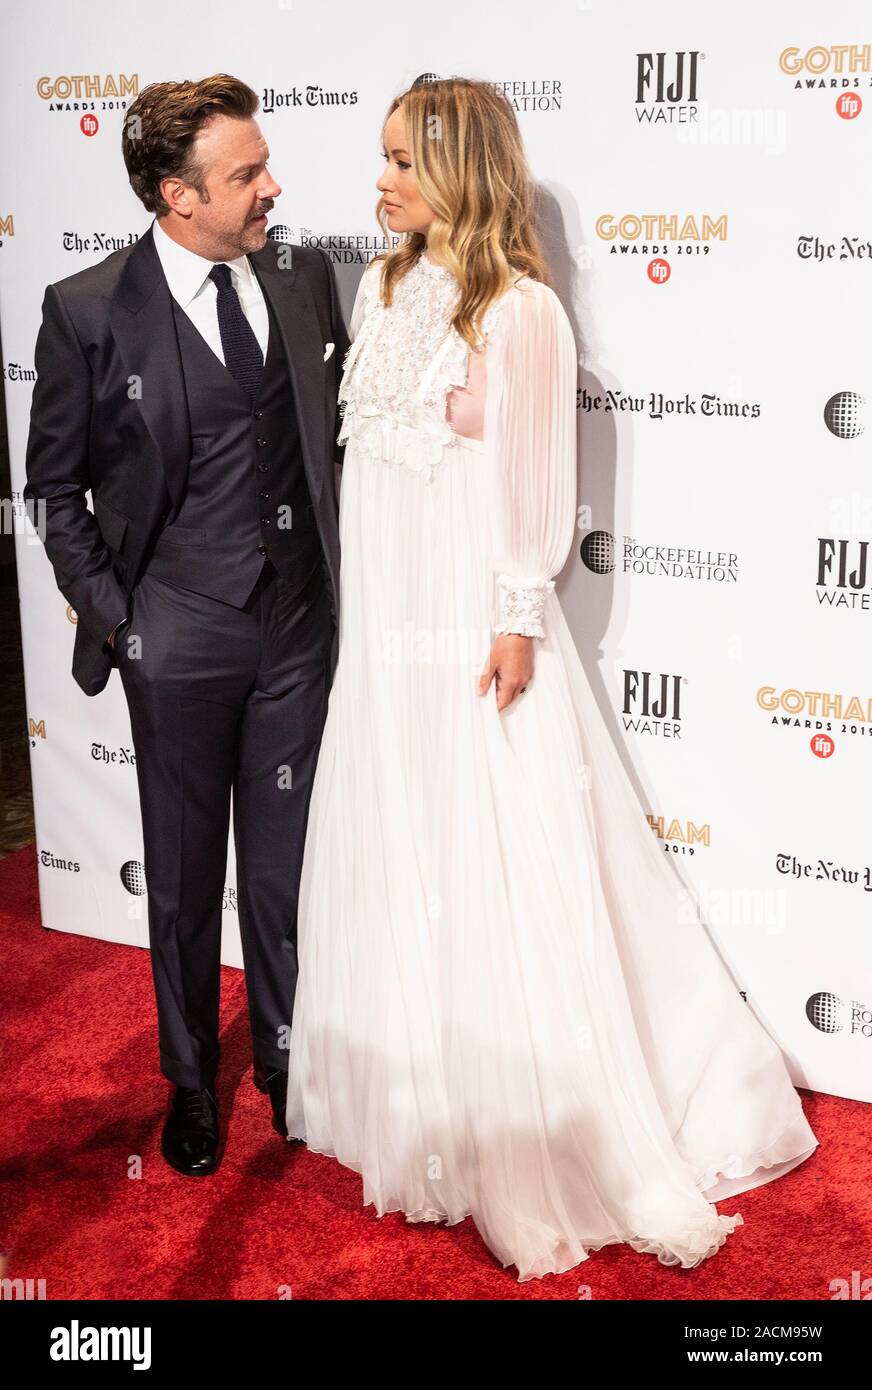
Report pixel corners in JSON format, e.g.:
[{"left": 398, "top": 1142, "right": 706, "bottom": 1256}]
[{"left": 151, "top": 213, "right": 269, "bottom": 363}]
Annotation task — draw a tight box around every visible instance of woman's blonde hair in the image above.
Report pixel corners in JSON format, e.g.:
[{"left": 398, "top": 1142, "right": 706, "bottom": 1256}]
[{"left": 373, "top": 77, "right": 550, "bottom": 349}]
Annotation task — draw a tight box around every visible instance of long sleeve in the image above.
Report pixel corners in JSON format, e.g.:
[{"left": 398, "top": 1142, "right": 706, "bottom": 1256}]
[
  {"left": 23, "top": 282, "right": 127, "bottom": 650},
  {"left": 349, "top": 258, "right": 381, "bottom": 341},
  {"left": 484, "top": 280, "right": 578, "bottom": 639},
  {"left": 335, "top": 260, "right": 381, "bottom": 454},
  {"left": 317, "top": 247, "right": 351, "bottom": 473}
]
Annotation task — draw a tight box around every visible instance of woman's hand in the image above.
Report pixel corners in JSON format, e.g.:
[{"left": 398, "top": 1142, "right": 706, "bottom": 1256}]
[{"left": 478, "top": 634, "right": 534, "bottom": 712}]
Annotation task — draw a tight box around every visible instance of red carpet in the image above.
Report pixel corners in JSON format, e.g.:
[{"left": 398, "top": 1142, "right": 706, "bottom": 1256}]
[{"left": 1, "top": 842, "right": 868, "bottom": 1300}]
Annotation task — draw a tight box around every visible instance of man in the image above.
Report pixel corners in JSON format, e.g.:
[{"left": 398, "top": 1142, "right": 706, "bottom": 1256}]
[{"left": 23, "top": 74, "right": 349, "bottom": 1175}]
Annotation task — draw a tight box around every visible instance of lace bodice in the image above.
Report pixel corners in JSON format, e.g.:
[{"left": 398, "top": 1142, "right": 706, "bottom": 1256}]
[
  {"left": 337, "top": 254, "right": 505, "bottom": 485},
  {"left": 336, "top": 254, "right": 579, "bottom": 639}
]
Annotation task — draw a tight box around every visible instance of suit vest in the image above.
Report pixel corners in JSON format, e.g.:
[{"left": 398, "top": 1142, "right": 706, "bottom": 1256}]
[{"left": 143, "top": 287, "right": 323, "bottom": 606}]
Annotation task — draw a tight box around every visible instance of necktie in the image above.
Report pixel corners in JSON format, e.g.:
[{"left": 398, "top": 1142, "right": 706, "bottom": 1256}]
[{"left": 208, "top": 262, "right": 264, "bottom": 405}]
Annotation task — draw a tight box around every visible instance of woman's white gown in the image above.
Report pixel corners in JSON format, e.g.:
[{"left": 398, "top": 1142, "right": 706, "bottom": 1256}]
[{"left": 285, "top": 252, "right": 819, "bottom": 1281}]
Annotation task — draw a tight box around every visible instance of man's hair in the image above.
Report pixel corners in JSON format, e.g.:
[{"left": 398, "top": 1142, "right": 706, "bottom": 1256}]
[{"left": 122, "top": 74, "right": 259, "bottom": 217}]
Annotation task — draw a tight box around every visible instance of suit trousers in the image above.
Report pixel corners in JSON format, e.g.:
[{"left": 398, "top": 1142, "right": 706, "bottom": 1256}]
[{"left": 116, "top": 554, "right": 333, "bottom": 1091}]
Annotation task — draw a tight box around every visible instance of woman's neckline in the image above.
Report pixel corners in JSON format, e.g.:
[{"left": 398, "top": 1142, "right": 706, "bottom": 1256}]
[
  {"left": 418, "top": 253, "right": 526, "bottom": 291},
  {"left": 419, "top": 251, "right": 453, "bottom": 278}
]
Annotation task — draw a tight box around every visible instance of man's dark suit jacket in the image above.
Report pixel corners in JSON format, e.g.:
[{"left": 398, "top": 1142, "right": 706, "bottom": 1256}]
[{"left": 23, "top": 223, "right": 350, "bottom": 697}]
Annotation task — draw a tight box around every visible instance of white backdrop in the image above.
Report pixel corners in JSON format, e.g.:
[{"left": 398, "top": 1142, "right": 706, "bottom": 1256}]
[{"left": 2, "top": 0, "right": 870, "bottom": 1104}]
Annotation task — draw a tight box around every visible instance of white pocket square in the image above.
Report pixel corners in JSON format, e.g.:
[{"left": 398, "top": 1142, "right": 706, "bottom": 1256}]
[{"left": 323, "top": 341, "right": 335, "bottom": 361}]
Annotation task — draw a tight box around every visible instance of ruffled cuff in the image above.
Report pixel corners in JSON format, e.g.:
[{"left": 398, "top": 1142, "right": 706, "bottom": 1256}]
[{"left": 493, "top": 573, "right": 555, "bottom": 640}]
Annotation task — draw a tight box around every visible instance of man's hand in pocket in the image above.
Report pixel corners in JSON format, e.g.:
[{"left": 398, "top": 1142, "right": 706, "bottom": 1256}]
[{"left": 106, "top": 617, "right": 129, "bottom": 651}]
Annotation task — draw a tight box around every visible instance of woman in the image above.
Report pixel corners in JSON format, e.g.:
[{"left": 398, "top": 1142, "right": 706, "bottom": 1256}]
[{"left": 285, "top": 77, "right": 818, "bottom": 1281}]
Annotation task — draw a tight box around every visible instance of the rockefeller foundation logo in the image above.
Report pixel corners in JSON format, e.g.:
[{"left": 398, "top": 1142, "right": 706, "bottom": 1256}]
[
  {"left": 579, "top": 530, "right": 739, "bottom": 583},
  {"left": 823, "top": 390, "right": 865, "bottom": 438},
  {"left": 268, "top": 226, "right": 399, "bottom": 265},
  {"left": 806, "top": 991, "right": 872, "bottom": 1039}
]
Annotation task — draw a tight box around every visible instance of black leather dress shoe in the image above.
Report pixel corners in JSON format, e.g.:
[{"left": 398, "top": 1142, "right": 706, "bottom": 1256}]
[
  {"left": 160, "top": 1084, "right": 221, "bottom": 1175},
  {"left": 253, "top": 1065, "right": 296, "bottom": 1139}
]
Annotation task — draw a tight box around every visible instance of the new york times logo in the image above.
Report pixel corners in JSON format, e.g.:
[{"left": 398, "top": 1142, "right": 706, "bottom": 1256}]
[
  {"left": 261, "top": 85, "right": 358, "bottom": 112},
  {"left": 50, "top": 1319, "right": 151, "bottom": 1370}
]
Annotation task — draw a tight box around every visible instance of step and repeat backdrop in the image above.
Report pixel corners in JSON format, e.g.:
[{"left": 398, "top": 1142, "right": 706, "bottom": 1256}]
[{"left": 1, "top": 1, "right": 869, "bottom": 1103}]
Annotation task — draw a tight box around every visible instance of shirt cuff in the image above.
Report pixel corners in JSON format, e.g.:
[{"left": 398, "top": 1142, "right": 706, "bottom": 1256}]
[{"left": 493, "top": 574, "right": 555, "bottom": 640}]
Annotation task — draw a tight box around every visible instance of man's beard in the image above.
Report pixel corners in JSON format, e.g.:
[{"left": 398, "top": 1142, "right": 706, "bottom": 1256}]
[
  {"left": 237, "top": 215, "right": 269, "bottom": 251},
  {"left": 240, "top": 208, "right": 270, "bottom": 245}
]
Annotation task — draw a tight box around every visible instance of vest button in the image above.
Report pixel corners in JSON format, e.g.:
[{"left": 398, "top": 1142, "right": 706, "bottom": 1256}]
[
  {"left": 261, "top": 517, "right": 271, "bottom": 526},
  {"left": 257, "top": 463, "right": 269, "bottom": 472},
  {"left": 257, "top": 544, "right": 267, "bottom": 555},
  {"left": 256, "top": 436, "right": 268, "bottom": 447},
  {"left": 259, "top": 490, "right": 270, "bottom": 500},
  {"left": 254, "top": 410, "right": 263, "bottom": 419}
]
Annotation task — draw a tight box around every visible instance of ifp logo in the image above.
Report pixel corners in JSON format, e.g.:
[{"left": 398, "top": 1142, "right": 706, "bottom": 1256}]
[
  {"left": 648, "top": 257, "right": 670, "bottom": 285},
  {"left": 811, "top": 733, "right": 834, "bottom": 759},
  {"left": 836, "top": 92, "right": 862, "bottom": 120},
  {"left": 80, "top": 113, "right": 99, "bottom": 137}
]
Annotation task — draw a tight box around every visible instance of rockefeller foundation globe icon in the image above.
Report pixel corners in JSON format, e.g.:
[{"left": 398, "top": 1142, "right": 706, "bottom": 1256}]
[{"left": 824, "top": 391, "right": 865, "bottom": 439}]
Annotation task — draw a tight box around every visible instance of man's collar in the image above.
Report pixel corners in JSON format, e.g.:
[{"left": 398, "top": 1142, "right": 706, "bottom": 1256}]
[{"left": 151, "top": 215, "right": 255, "bottom": 308}]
